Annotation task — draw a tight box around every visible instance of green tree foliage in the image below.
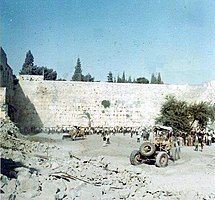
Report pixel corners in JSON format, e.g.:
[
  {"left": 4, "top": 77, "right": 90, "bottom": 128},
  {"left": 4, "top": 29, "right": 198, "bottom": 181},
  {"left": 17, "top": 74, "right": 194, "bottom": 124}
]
[
  {"left": 117, "top": 75, "right": 122, "bottom": 83},
  {"left": 128, "top": 76, "right": 132, "bottom": 83},
  {"left": 107, "top": 71, "right": 113, "bottom": 82},
  {"left": 84, "top": 73, "right": 94, "bottom": 82},
  {"left": 156, "top": 96, "right": 190, "bottom": 132},
  {"left": 211, "top": 104, "right": 215, "bottom": 122},
  {"left": 157, "top": 73, "right": 163, "bottom": 84},
  {"left": 72, "top": 58, "right": 94, "bottom": 82},
  {"left": 122, "top": 71, "right": 126, "bottom": 83},
  {"left": 57, "top": 78, "right": 66, "bottom": 81},
  {"left": 43, "top": 67, "right": 57, "bottom": 80},
  {"left": 135, "top": 77, "right": 149, "bottom": 84},
  {"left": 72, "top": 58, "right": 83, "bottom": 81},
  {"left": 188, "top": 102, "right": 215, "bottom": 129},
  {"left": 150, "top": 73, "right": 164, "bottom": 84},
  {"left": 101, "top": 100, "right": 111, "bottom": 108},
  {"left": 20, "top": 50, "right": 34, "bottom": 75},
  {"left": 150, "top": 73, "right": 157, "bottom": 84},
  {"left": 24, "top": 50, "right": 34, "bottom": 66},
  {"left": 20, "top": 51, "right": 57, "bottom": 80},
  {"left": 156, "top": 96, "right": 215, "bottom": 132}
]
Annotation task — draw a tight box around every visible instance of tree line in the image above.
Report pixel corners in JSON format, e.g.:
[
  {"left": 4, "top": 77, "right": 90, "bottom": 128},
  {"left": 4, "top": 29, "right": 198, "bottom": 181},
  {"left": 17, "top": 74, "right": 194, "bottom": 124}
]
[
  {"left": 20, "top": 50, "right": 57, "bottom": 80},
  {"left": 107, "top": 71, "right": 163, "bottom": 84},
  {"left": 20, "top": 50, "right": 164, "bottom": 84},
  {"left": 72, "top": 57, "right": 164, "bottom": 84}
]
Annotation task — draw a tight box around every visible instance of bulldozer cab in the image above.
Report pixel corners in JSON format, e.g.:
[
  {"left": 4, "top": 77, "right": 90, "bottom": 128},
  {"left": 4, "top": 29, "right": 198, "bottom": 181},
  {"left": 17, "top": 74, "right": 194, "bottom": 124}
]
[
  {"left": 153, "top": 125, "right": 173, "bottom": 136},
  {"left": 153, "top": 125, "right": 174, "bottom": 152}
]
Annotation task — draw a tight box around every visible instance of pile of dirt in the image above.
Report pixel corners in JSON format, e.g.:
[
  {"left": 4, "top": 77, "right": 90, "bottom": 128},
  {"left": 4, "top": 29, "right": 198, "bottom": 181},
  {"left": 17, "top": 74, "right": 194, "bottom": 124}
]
[
  {"left": 1, "top": 124, "right": 215, "bottom": 199},
  {"left": 0, "top": 133, "right": 183, "bottom": 200}
]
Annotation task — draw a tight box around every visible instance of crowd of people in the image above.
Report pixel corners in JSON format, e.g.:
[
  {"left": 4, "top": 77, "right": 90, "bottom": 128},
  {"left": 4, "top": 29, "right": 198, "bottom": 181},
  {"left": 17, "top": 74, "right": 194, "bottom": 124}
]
[
  {"left": 183, "top": 129, "right": 214, "bottom": 151},
  {"left": 44, "top": 125, "right": 215, "bottom": 151},
  {"left": 99, "top": 126, "right": 215, "bottom": 151}
]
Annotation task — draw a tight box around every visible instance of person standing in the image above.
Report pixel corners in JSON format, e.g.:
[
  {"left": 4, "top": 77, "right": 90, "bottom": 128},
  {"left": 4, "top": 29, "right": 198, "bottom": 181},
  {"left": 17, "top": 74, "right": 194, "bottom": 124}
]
[
  {"left": 148, "top": 129, "right": 154, "bottom": 142},
  {"left": 137, "top": 133, "right": 141, "bottom": 143},
  {"left": 208, "top": 134, "right": 212, "bottom": 146},
  {"left": 198, "top": 131, "right": 204, "bottom": 151},
  {"left": 106, "top": 134, "right": 110, "bottom": 144},
  {"left": 194, "top": 134, "right": 199, "bottom": 151},
  {"left": 131, "top": 129, "right": 133, "bottom": 138},
  {"left": 102, "top": 133, "right": 106, "bottom": 147}
]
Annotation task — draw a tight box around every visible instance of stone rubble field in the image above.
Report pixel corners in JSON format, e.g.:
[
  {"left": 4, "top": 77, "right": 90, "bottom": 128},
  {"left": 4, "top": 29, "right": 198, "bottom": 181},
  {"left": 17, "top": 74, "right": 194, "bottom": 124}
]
[{"left": 1, "top": 124, "right": 215, "bottom": 200}]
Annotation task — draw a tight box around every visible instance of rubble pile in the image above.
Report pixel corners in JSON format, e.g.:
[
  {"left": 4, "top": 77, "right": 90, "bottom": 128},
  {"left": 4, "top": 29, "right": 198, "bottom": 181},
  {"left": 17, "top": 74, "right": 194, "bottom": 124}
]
[
  {"left": 0, "top": 133, "right": 184, "bottom": 200},
  {"left": 1, "top": 126, "right": 214, "bottom": 200},
  {"left": 0, "top": 119, "right": 21, "bottom": 138}
]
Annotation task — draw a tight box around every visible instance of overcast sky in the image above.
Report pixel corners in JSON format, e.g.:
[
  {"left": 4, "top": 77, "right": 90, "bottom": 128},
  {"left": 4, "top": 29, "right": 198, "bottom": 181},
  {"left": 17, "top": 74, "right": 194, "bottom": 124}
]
[{"left": 1, "top": 0, "right": 215, "bottom": 84}]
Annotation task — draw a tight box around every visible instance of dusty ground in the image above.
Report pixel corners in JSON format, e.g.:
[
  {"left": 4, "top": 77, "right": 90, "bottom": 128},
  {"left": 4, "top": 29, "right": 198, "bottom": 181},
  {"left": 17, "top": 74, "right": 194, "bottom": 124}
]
[{"left": 1, "top": 133, "right": 215, "bottom": 200}]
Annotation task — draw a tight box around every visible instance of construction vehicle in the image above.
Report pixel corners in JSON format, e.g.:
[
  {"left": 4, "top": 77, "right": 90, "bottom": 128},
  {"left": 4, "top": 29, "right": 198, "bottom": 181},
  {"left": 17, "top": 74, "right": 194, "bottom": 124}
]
[
  {"left": 62, "top": 126, "right": 86, "bottom": 140},
  {"left": 130, "top": 125, "right": 180, "bottom": 167}
]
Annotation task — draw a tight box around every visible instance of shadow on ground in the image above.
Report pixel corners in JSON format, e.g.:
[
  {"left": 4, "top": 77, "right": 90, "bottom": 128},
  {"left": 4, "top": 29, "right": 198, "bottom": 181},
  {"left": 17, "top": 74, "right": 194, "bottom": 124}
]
[{"left": 0, "top": 158, "right": 38, "bottom": 179}]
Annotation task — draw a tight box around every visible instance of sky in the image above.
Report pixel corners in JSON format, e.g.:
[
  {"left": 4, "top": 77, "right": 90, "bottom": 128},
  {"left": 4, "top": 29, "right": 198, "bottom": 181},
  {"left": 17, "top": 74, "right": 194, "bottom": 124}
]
[{"left": 1, "top": 0, "right": 215, "bottom": 84}]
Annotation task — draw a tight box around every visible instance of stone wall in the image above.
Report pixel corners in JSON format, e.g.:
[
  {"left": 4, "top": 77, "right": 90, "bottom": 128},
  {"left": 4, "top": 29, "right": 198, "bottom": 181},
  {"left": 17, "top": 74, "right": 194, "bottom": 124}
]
[
  {"left": 0, "top": 88, "right": 7, "bottom": 119},
  {"left": 1, "top": 48, "right": 215, "bottom": 132},
  {"left": 19, "top": 75, "right": 44, "bottom": 82},
  {"left": 0, "top": 47, "right": 14, "bottom": 104},
  {"left": 13, "top": 75, "right": 215, "bottom": 132},
  {"left": 0, "top": 47, "right": 14, "bottom": 120}
]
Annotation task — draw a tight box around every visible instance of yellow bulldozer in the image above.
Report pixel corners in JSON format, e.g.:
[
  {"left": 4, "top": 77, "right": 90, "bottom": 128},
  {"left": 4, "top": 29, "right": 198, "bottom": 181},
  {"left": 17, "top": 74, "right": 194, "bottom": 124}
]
[
  {"left": 62, "top": 126, "right": 86, "bottom": 140},
  {"left": 130, "top": 125, "right": 181, "bottom": 167}
]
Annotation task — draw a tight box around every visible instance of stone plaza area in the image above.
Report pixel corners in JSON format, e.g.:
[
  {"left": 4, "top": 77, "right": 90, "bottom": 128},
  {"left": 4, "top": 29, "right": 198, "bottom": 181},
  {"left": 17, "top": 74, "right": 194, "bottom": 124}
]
[{"left": 1, "top": 131, "right": 215, "bottom": 200}]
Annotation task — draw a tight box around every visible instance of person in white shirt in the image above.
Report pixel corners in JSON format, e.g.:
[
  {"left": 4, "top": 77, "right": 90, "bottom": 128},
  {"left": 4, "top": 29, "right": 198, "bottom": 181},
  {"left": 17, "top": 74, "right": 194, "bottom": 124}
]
[{"left": 208, "top": 134, "right": 212, "bottom": 146}]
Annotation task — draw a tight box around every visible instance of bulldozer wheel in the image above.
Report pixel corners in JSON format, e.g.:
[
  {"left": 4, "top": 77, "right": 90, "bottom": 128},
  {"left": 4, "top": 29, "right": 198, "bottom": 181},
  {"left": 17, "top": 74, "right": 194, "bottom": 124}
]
[
  {"left": 155, "top": 152, "right": 169, "bottom": 167},
  {"left": 139, "top": 142, "right": 156, "bottom": 157},
  {"left": 130, "top": 150, "right": 143, "bottom": 165}
]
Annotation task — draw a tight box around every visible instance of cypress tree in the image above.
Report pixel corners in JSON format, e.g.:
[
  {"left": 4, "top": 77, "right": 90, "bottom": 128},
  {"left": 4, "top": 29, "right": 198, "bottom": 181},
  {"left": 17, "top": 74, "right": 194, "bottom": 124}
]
[
  {"left": 128, "top": 76, "right": 132, "bottom": 83},
  {"left": 122, "top": 71, "right": 126, "bottom": 83},
  {"left": 117, "top": 75, "right": 122, "bottom": 83},
  {"left": 20, "top": 50, "right": 34, "bottom": 74},
  {"left": 150, "top": 73, "right": 157, "bottom": 84},
  {"left": 157, "top": 72, "right": 163, "bottom": 84},
  {"left": 72, "top": 58, "right": 83, "bottom": 81}
]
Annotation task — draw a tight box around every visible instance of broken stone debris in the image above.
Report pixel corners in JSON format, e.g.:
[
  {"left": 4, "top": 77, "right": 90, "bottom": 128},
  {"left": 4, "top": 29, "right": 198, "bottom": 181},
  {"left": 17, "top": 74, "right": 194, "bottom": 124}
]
[
  {"left": 0, "top": 133, "right": 187, "bottom": 200},
  {"left": 1, "top": 126, "right": 214, "bottom": 199},
  {"left": 0, "top": 119, "right": 21, "bottom": 138}
]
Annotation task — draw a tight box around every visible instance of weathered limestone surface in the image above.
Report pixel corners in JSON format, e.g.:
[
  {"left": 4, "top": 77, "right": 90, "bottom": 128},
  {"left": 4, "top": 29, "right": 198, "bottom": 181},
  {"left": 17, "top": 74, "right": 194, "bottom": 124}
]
[
  {"left": 0, "top": 47, "right": 14, "bottom": 103},
  {"left": 0, "top": 87, "right": 6, "bottom": 119},
  {"left": 13, "top": 75, "right": 215, "bottom": 131}
]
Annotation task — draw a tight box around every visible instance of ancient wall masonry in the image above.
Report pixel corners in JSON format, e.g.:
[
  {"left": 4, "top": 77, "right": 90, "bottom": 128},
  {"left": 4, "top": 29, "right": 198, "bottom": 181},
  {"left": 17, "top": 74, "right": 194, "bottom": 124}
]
[
  {"left": 1, "top": 47, "right": 214, "bottom": 132},
  {"left": 0, "top": 47, "right": 14, "bottom": 102},
  {"left": 12, "top": 75, "right": 215, "bottom": 132},
  {"left": 0, "top": 88, "right": 7, "bottom": 119},
  {"left": 0, "top": 47, "right": 14, "bottom": 120}
]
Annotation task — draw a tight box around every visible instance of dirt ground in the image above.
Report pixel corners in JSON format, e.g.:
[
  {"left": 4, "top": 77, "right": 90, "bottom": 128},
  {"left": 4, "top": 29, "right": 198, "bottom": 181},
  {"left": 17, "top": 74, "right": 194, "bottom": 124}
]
[
  {"left": 28, "top": 133, "right": 215, "bottom": 199},
  {"left": 1, "top": 132, "right": 215, "bottom": 200}
]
